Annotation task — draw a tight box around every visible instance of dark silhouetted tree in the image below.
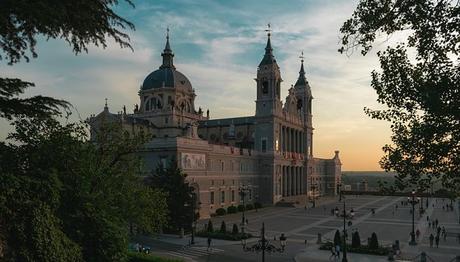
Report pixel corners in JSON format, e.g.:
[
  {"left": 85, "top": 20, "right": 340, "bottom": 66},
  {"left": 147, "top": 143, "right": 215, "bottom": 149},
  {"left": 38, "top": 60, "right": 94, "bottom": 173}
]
[{"left": 340, "top": 0, "right": 460, "bottom": 193}]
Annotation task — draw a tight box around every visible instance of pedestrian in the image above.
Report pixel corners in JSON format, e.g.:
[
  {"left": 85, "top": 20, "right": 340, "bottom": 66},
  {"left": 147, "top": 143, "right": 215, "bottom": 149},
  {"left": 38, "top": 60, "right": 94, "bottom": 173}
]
[
  {"left": 207, "top": 237, "right": 212, "bottom": 251},
  {"left": 304, "top": 239, "right": 307, "bottom": 248},
  {"left": 329, "top": 246, "right": 336, "bottom": 260},
  {"left": 428, "top": 221, "right": 432, "bottom": 228},
  {"left": 435, "top": 235, "right": 440, "bottom": 248},
  {"left": 246, "top": 218, "right": 248, "bottom": 225},
  {"left": 335, "top": 244, "right": 341, "bottom": 259},
  {"left": 435, "top": 219, "right": 439, "bottom": 228},
  {"left": 429, "top": 234, "right": 434, "bottom": 247},
  {"left": 427, "top": 216, "right": 430, "bottom": 222},
  {"left": 416, "top": 229, "right": 420, "bottom": 239},
  {"left": 437, "top": 226, "right": 441, "bottom": 236}
]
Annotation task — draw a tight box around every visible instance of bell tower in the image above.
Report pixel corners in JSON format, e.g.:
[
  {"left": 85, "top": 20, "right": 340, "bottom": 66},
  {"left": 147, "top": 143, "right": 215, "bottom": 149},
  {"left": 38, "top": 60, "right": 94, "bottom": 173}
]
[{"left": 255, "top": 24, "right": 283, "bottom": 117}]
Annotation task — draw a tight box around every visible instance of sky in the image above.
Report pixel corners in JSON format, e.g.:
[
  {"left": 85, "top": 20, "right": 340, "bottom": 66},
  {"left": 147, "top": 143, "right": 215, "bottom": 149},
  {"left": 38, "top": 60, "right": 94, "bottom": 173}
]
[{"left": 1, "top": 0, "right": 395, "bottom": 171}]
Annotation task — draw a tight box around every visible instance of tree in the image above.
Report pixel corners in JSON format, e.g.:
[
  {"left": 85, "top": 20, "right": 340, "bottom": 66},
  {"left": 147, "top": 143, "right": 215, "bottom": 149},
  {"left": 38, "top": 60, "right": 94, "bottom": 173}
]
[
  {"left": 232, "top": 224, "right": 239, "bottom": 235},
  {"left": 352, "top": 231, "right": 361, "bottom": 248},
  {"left": 0, "top": 118, "right": 168, "bottom": 261},
  {"left": 207, "top": 220, "right": 214, "bottom": 233},
  {"left": 0, "top": 0, "right": 134, "bottom": 120},
  {"left": 340, "top": 0, "right": 460, "bottom": 192},
  {"left": 369, "top": 232, "right": 379, "bottom": 249},
  {"left": 334, "top": 230, "right": 342, "bottom": 247},
  {"left": 220, "top": 221, "right": 227, "bottom": 233},
  {"left": 148, "top": 162, "right": 195, "bottom": 233}
]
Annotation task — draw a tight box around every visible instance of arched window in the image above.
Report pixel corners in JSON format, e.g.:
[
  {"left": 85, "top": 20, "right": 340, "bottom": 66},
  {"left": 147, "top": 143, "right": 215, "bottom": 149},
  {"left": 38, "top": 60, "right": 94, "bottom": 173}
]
[
  {"left": 297, "top": 99, "right": 303, "bottom": 110},
  {"left": 262, "top": 81, "right": 269, "bottom": 94},
  {"left": 145, "top": 96, "right": 163, "bottom": 111}
]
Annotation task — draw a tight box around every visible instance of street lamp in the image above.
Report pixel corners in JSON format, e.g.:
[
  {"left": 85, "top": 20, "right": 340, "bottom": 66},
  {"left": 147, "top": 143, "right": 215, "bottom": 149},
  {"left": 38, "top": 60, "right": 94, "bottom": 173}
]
[
  {"left": 239, "top": 185, "right": 247, "bottom": 234},
  {"left": 337, "top": 182, "right": 343, "bottom": 202},
  {"left": 311, "top": 183, "right": 317, "bottom": 208},
  {"left": 408, "top": 191, "right": 420, "bottom": 246},
  {"left": 184, "top": 192, "right": 197, "bottom": 245},
  {"left": 242, "top": 223, "right": 286, "bottom": 262},
  {"left": 341, "top": 190, "right": 349, "bottom": 262}
]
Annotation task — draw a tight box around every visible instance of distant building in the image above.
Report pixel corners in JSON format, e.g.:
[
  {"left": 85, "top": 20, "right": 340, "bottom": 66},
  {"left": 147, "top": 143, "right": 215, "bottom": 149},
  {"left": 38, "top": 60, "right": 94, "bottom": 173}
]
[{"left": 89, "top": 29, "right": 341, "bottom": 218}]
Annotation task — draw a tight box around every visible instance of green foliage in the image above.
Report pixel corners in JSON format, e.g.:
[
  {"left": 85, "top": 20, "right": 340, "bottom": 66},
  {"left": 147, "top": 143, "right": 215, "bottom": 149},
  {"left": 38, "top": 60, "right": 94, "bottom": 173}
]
[
  {"left": 352, "top": 231, "right": 361, "bottom": 248},
  {"left": 333, "top": 230, "right": 341, "bottom": 247},
  {"left": 227, "top": 206, "right": 237, "bottom": 214},
  {"left": 320, "top": 242, "right": 389, "bottom": 256},
  {"left": 220, "top": 221, "right": 227, "bottom": 233},
  {"left": 232, "top": 224, "right": 239, "bottom": 235},
  {"left": 245, "top": 204, "right": 253, "bottom": 210},
  {"left": 340, "top": 0, "right": 460, "bottom": 193},
  {"left": 0, "top": 0, "right": 134, "bottom": 121},
  {"left": 207, "top": 220, "right": 214, "bottom": 232},
  {"left": 148, "top": 162, "right": 195, "bottom": 232},
  {"left": 216, "top": 208, "right": 227, "bottom": 216},
  {"left": 127, "top": 251, "right": 182, "bottom": 262},
  {"left": 0, "top": 118, "right": 167, "bottom": 261},
  {"left": 237, "top": 205, "right": 245, "bottom": 212},
  {"left": 369, "top": 232, "right": 379, "bottom": 250},
  {"left": 254, "top": 202, "right": 262, "bottom": 209},
  {"left": 196, "top": 230, "right": 252, "bottom": 241}
]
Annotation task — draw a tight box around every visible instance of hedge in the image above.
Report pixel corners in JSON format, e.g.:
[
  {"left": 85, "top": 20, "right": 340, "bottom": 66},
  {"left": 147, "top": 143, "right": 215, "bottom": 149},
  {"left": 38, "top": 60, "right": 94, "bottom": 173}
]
[
  {"left": 319, "top": 241, "right": 390, "bottom": 256},
  {"left": 227, "top": 206, "right": 237, "bottom": 214},
  {"left": 196, "top": 230, "right": 252, "bottom": 241},
  {"left": 245, "top": 204, "right": 254, "bottom": 210},
  {"left": 237, "top": 204, "right": 245, "bottom": 212},
  {"left": 216, "top": 208, "right": 227, "bottom": 216}
]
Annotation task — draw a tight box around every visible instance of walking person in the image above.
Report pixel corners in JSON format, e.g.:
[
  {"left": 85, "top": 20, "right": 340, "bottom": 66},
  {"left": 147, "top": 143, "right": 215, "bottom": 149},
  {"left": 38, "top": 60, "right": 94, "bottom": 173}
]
[
  {"left": 435, "top": 234, "right": 440, "bottom": 248},
  {"left": 207, "top": 237, "right": 212, "bottom": 251},
  {"left": 335, "top": 244, "right": 341, "bottom": 259},
  {"left": 329, "top": 246, "right": 336, "bottom": 260},
  {"left": 435, "top": 219, "right": 439, "bottom": 228},
  {"left": 416, "top": 229, "right": 420, "bottom": 240},
  {"left": 429, "top": 234, "right": 434, "bottom": 247}
]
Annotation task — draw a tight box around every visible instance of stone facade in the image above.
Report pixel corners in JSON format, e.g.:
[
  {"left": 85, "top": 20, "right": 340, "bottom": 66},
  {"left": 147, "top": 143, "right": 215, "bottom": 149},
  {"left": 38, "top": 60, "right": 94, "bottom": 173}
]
[{"left": 89, "top": 30, "right": 341, "bottom": 218}]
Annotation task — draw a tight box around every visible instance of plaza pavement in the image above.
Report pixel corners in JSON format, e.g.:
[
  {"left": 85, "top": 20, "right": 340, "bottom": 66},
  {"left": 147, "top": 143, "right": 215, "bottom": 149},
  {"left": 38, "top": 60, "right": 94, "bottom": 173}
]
[{"left": 142, "top": 196, "right": 460, "bottom": 262}]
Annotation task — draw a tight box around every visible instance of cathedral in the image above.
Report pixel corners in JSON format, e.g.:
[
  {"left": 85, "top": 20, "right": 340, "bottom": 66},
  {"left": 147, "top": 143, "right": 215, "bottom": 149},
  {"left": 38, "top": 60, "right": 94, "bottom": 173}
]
[{"left": 90, "top": 29, "right": 341, "bottom": 218}]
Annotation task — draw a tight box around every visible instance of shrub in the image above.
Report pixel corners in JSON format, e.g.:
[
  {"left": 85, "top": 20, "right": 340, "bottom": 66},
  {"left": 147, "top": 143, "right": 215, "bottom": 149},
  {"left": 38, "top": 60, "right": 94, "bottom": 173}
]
[
  {"left": 254, "top": 202, "right": 262, "bottom": 209},
  {"left": 245, "top": 204, "right": 254, "bottom": 210},
  {"left": 216, "top": 208, "right": 227, "bottom": 216},
  {"left": 319, "top": 242, "right": 389, "bottom": 256},
  {"left": 227, "top": 206, "right": 237, "bottom": 214},
  {"left": 333, "top": 230, "right": 341, "bottom": 247},
  {"left": 207, "top": 220, "right": 214, "bottom": 232},
  {"left": 196, "top": 230, "right": 252, "bottom": 241},
  {"left": 232, "top": 224, "right": 239, "bottom": 235},
  {"left": 220, "top": 221, "right": 227, "bottom": 233},
  {"left": 369, "top": 232, "right": 379, "bottom": 250},
  {"left": 352, "top": 231, "right": 361, "bottom": 248},
  {"left": 237, "top": 204, "right": 245, "bottom": 212}
]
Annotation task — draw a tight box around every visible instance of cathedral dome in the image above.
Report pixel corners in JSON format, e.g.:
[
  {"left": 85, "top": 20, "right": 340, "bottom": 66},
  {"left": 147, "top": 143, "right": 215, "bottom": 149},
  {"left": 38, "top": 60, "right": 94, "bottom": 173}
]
[
  {"left": 141, "top": 67, "right": 192, "bottom": 91},
  {"left": 141, "top": 29, "right": 192, "bottom": 91}
]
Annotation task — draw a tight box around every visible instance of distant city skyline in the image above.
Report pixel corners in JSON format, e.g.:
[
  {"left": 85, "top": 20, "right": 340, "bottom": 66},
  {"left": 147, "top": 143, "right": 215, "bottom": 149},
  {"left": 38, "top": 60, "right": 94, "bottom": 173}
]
[{"left": 1, "top": 0, "right": 394, "bottom": 171}]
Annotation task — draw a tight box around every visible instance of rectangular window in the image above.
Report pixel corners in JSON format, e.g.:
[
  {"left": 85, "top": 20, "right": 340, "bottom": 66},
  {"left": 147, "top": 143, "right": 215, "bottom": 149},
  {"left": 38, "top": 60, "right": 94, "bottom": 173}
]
[
  {"left": 261, "top": 139, "right": 267, "bottom": 152},
  {"left": 210, "top": 192, "right": 215, "bottom": 205},
  {"left": 221, "top": 161, "right": 225, "bottom": 171},
  {"left": 231, "top": 190, "right": 235, "bottom": 202},
  {"left": 221, "top": 191, "right": 225, "bottom": 203}
]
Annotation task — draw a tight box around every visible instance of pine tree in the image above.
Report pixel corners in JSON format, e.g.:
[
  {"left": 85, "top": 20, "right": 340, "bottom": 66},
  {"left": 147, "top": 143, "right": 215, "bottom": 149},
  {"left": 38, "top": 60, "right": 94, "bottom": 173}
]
[
  {"left": 220, "top": 221, "right": 227, "bottom": 233},
  {"left": 232, "top": 224, "right": 239, "bottom": 235},
  {"left": 207, "top": 220, "right": 214, "bottom": 232}
]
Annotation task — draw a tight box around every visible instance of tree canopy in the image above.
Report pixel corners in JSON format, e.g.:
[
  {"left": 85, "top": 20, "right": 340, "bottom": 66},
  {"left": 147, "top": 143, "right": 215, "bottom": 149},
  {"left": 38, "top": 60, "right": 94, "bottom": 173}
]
[
  {"left": 0, "top": 0, "right": 135, "bottom": 120},
  {"left": 0, "top": 117, "right": 168, "bottom": 261},
  {"left": 340, "top": 0, "right": 460, "bottom": 193}
]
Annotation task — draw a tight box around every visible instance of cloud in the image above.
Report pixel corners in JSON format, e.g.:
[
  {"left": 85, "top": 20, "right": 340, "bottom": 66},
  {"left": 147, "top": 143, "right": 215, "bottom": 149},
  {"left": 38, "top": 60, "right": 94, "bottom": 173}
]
[{"left": 1, "top": 0, "right": 394, "bottom": 170}]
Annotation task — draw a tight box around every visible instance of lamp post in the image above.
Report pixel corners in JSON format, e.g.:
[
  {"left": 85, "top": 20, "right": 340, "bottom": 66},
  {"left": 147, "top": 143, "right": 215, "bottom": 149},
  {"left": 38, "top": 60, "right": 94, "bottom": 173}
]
[
  {"left": 341, "top": 190, "right": 348, "bottom": 262},
  {"left": 239, "top": 185, "right": 247, "bottom": 234},
  {"left": 408, "top": 191, "right": 420, "bottom": 246},
  {"left": 337, "top": 182, "right": 342, "bottom": 202},
  {"left": 184, "top": 193, "right": 197, "bottom": 245},
  {"left": 242, "top": 223, "right": 286, "bottom": 262},
  {"left": 311, "top": 183, "right": 317, "bottom": 208}
]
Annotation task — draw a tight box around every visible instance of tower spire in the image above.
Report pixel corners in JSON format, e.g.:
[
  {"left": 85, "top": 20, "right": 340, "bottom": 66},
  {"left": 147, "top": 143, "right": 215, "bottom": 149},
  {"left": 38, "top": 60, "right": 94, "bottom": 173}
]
[
  {"left": 264, "top": 23, "right": 273, "bottom": 54},
  {"left": 295, "top": 51, "right": 308, "bottom": 87},
  {"left": 259, "top": 23, "right": 276, "bottom": 66},
  {"left": 160, "top": 27, "right": 175, "bottom": 69}
]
